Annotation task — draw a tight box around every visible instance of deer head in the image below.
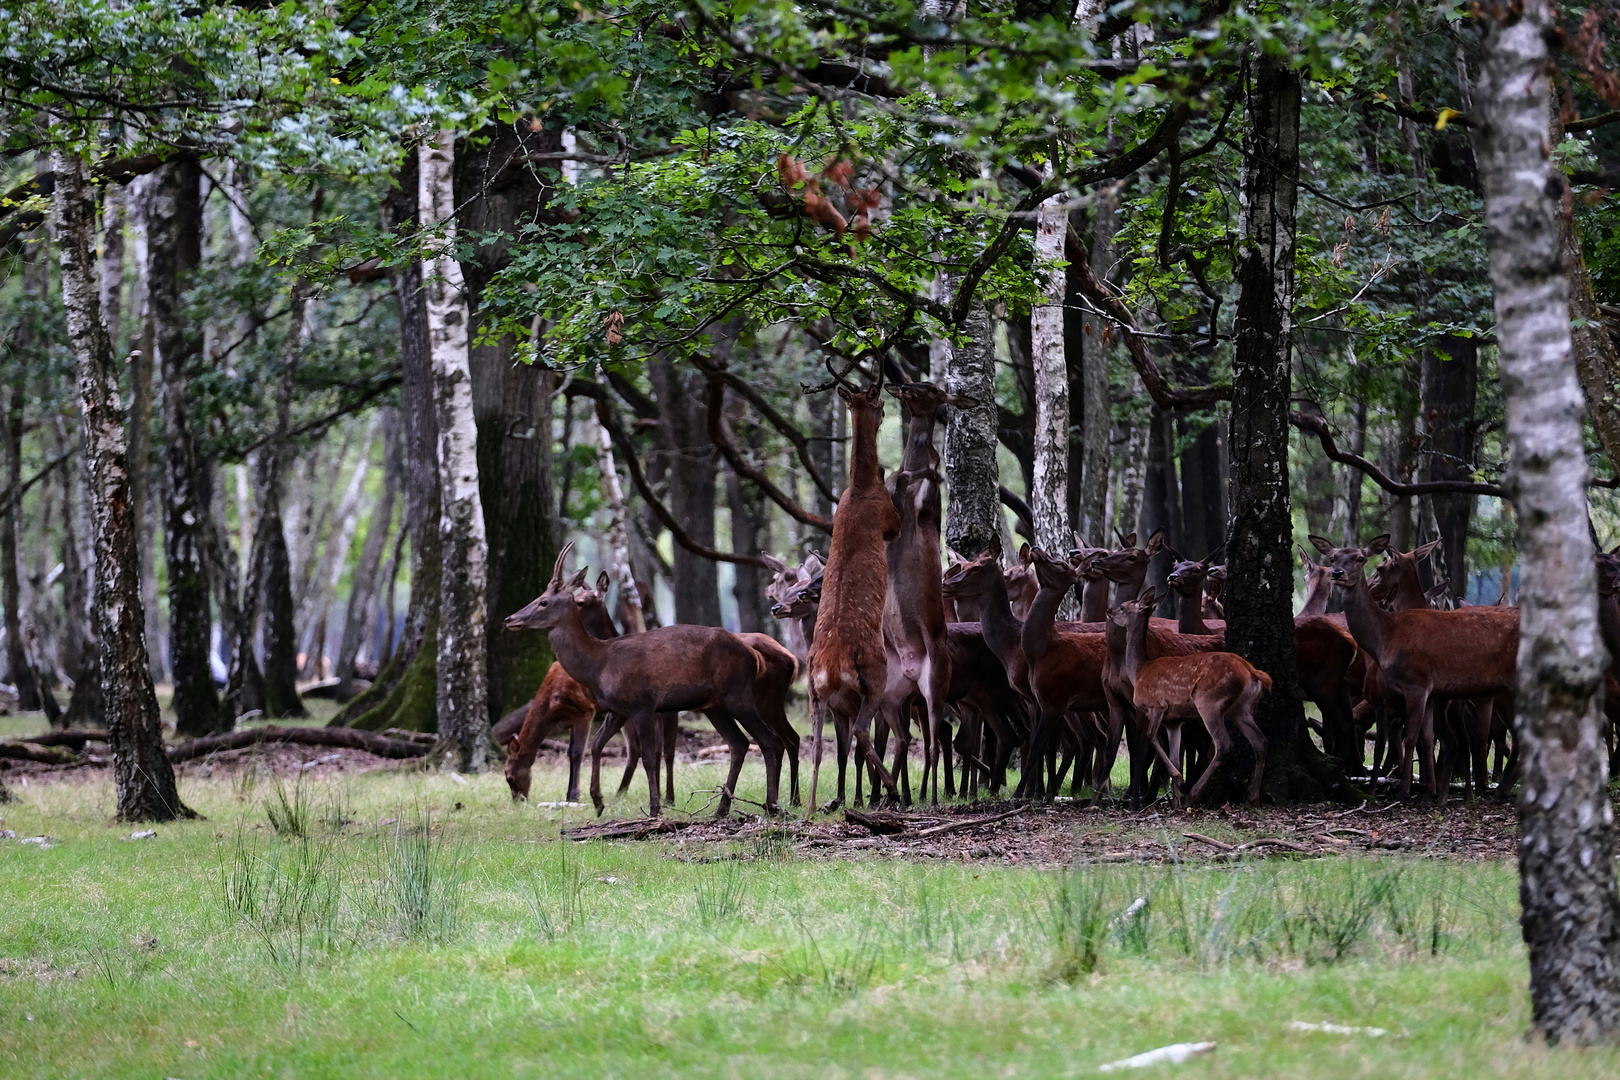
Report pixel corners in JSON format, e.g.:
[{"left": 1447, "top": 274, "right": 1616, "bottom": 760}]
[
  {"left": 885, "top": 381, "right": 976, "bottom": 422},
  {"left": 1165, "top": 543, "right": 1224, "bottom": 598},
  {"left": 1095, "top": 527, "right": 1166, "bottom": 585},
  {"left": 1310, "top": 532, "right": 1390, "bottom": 590},
  {"left": 941, "top": 535, "right": 1002, "bottom": 599},
  {"left": 1108, "top": 586, "right": 1159, "bottom": 629},
  {"left": 1028, "top": 545, "right": 1083, "bottom": 592},
  {"left": 770, "top": 572, "right": 823, "bottom": 619},
  {"left": 505, "top": 543, "right": 587, "bottom": 631}
]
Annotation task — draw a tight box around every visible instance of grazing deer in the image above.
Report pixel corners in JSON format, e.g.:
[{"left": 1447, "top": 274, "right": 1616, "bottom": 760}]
[
  {"left": 1311, "top": 533, "right": 1518, "bottom": 801},
  {"left": 807, "top": 372, "right": 903, "bottom": 813},
  {"left": 878, "top": 380, "right": 972, "bottom": 804},
  {"left": 1111, "top": 590, "right": 1271, "bottom": 806},
  {"left": 1165, "top": 544, "right": 1226, "bottom": 634},
  {"left": 506, "top": 544, "right": 784, "bottom": 817}
]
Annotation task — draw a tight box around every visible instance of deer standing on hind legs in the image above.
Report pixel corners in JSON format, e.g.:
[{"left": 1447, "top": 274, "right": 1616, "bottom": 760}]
[
  {"left": 506, "top": 544, "right": 784, "bottom": 818},
  {"left": 806, "top": 368, "right": 903, "bottom": 815}
]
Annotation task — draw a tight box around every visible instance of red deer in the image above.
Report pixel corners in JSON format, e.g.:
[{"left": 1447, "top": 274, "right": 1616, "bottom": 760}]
[
  {"left": 1070, "top": 535, "right": 1114, "bottom": 622},
  {"left": 762, "top": 552, "right": 822, "bottom": 660},
  {"left": 505, "top": 544, "right": 784, "bottom": 817},
  {"left": 1004, "top": 546, "right": 1039, "bottom": 621},
  {"left": 878, "top": 381, "right": 973, "bottom": 804},
  {"left": 1111, "top": 590, "right": 1271, "bottom": 806},
  {"left": 1203, "top": 564, "right": 1226, "bottom": 619},
  {"left": 1164, "top": 544, "right": 1225, "bottom": 634},
  {"left": 1016, "top": 546, "right": 1111, "bottom": 800},
  {"left": 1296, "top": 544, "right": 1334, "bottom": 616},
  {"left": 1312, "top": 534, "right": 1518, "bottom": 801},
  {"left": 806, "top": 371, "right": 903, "bottom": 813}
]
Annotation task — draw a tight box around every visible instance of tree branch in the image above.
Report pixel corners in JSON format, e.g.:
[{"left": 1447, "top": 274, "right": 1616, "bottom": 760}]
[
  {"left": 691, "top": 355, "right": 841, "bottom": 506},
  {"left": 704, "top": 374, "right": 833, "bottom": 532}
]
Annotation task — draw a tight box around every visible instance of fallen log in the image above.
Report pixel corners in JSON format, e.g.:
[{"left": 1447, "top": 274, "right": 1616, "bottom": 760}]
[
  {"left": 166, "top": 725, "right": 428, "bottom": 763},
  {"left": 844, "top": 808, "right": 909, "bottom": 835},
  {"left": 912, "top": 805, "right": 1025, "bottom": 839},
  {"left": 0, "top": 741, "right": 80, "bottom": 765},
  {"left": 23, "top": 729, "right": 109, "bottom": 749}
]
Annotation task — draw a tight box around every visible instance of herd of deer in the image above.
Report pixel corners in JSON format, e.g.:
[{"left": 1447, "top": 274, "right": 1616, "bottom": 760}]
[{"left": 495, "top": 367, "right": 1614, "bottom": 818}]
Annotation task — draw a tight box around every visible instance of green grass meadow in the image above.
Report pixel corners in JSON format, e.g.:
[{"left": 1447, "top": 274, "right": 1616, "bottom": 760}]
[{"left": 0, "top": 748, "right": 1615, "bottom": 1079}]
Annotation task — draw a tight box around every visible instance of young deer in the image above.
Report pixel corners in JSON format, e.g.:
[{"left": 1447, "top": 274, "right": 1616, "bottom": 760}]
[
  {"left": 1111, "top": 590, "right": 1272, "bottom": 806},
  {"left": 1165, "top": 544, "right": 1226, "bottom": 634},
  {"left": 1296, "top": 544, "right": 1334, "bottom": 616},
  {"left": 1312, "top": 533, "right": 1518, "bottom": 801},
  {"left": 1016, "top": 546, "right": 1110, "bottom": 800},
  {"left": 762, "top": 552, "right": 823, "bottom": 660},
  {"left": 506, "top": 544, "right": 784, "bottom": 818},
  {"left": 807, "top": 373, "right": 903, "bottom": 813}
]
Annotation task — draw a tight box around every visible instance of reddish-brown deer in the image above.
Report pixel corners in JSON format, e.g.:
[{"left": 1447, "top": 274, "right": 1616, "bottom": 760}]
[
  {"left": 807, "top": 372, "right": 903, "bottom": 813},
  {"left": 1165, "top": 544, "right": 1225, "bottom": 634},
  {"left": 762, "top": 552, "right": 822, "bottom": 660},
  {"left": 506, "top": 544, "right": 784, "bottom": 817},
  {"left": 1312, "top": 534, "right": 1518, "bottom": 800},
  {"left": 1111, "top": 589, "right": 1272, "bottom": 806},
  {"left": 1016, "top": 545, "right": 1110, "bottom": 800}
]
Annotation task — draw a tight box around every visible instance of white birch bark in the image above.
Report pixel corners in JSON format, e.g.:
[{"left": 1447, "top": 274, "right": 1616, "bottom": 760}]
[
  {"left": 1031, "top": 192, "right": 1072, "bottom": 570},
  {"left": 593, "top": 402, "right": 646, "bottom": 632},
  {"left": 420, "top": 130, "right": 491, "bottom": 771},
  {"left": 1476, "top": 0, "right": 1620, "bottom": 1041}
]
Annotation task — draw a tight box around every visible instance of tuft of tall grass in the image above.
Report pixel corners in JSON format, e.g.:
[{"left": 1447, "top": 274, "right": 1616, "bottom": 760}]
[
  {"left": 219, "top": 824, "right": 343, "bottom": 967},
  {"left": 378, "top": 808, "right": 465, "bottom": 943},
  {"left": 524, "top": 844, "right": 586, "bottom": 942},
  {"left": 1046, "top": 865, "right": 1110, "bottom": 981},
  {"left": 265, "top": 774, "right": 313, "bottom": 838},
  {"left": 694, "top": 860, "right": 746, "bottom": 928}
]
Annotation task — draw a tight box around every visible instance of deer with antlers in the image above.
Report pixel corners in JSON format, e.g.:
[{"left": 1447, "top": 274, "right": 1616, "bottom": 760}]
[
  {"left": 806, "top": 369, "right": 903, "bottom": 813},
  {"left": 506, "top": 544, "right": 786, "bottom": 817},
  {"left": 1110, "top": 589, "right": 1272, "bottom": 806}
]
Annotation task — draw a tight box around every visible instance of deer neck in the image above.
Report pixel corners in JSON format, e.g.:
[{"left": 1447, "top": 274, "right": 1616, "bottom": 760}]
[
  {"left": 1079, "top": 577, "right": 1110, "bottom": 622},
  {"left": 977, "top": 572, "right": 1023, "bottom": 659},
  {"left": 1387, "top": 566, "right": 1428, "bottom": 611},
  {"left": 1338, "top": 575, "right": 1393, "bottom": 658},
  {"left": 544, "top": 604, "right": 612, "bottom": 691},
  {"left": 1298, "top": 573, "right": 1331, "bottom": 616},
  {"left": 900, "top": 409, "right": 936, "bottom": 473},
  {"left": 1112, "top": 563, "right": 1149, "bottom": 604},
  {"left": 1600, "top": 594, "right": 1620, "bottom": 670},
  {"left": 848, "top": 404, "right": 885, "bottom": 490},
  {"left": 1022, "top": 579, "right": 1068, "bottom": 663},
  {"left": 1119, "top": 611, "right": 1149, "bottom": 686},
  {"left": 1176, "top": 592, "right": 1210, "bottom": 634}
]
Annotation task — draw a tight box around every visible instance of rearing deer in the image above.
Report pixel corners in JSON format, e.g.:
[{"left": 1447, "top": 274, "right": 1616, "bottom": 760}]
[
  {"left": 807, "top": 372, "right": 902, "bottom": 813},
  {"left": 506, "top": 544, "right": 784, "bottom": 817}
]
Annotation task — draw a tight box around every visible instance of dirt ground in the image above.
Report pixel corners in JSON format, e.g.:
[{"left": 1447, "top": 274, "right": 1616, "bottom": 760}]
[{"left": 2, "top": 723, "right": 1530, "bottom": 868}]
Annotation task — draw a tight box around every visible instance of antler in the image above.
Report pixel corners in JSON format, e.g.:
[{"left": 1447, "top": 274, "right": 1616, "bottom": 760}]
[{"left": 550, "top": 540, "right": 576, "bottom": 589}]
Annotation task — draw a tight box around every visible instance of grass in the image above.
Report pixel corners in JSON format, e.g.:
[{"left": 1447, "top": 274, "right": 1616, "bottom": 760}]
[{"left": 0, "top": 741, "right": 1612, "bottom": 1077}]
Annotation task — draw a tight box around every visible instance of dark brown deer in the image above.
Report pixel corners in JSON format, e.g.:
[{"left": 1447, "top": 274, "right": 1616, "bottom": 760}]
[
  {"left": 506, "top": 543, "right": 784, "bottom": 817},
  {"left": 878, "top": 381, "right": 972, "bottom": 804},
  {"left": 1164, "top": 544, "right": 1225, "bottom": 634},
  {"left": 1312, "top": 533, "right": 1518, "bottom": 801},
  {"left": 1016, "top": 546, "right": 1111, "bottom": 800},
  {"left": 806, "top": 372, "right": 903, "bottom": 813},
  {"left": 1111, "top": 590, "right": 1272, "bottom": 806},
  {"left": 1004, "top": 546, "right": 1039, "bottom": 621}
]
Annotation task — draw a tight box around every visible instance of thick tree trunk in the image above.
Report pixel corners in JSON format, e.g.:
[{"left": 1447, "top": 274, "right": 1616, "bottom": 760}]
[
  {"left": 127, "top": 176, "right": 164, "bottom": 685},
  {"left": 1031, "top": 193, "right": 1073, "bottom": 575},
  {"left": 725, "top": 457, "right": 771, "bottom": 633},
  {"left": 454, "top": 122, "right": 561, "bottom": 720},
  {"left": 257, "top": 284, "right": 307, "bottom": 720},
  {"left": 1477, "top": 1, "right": 1620, "bottom": 1042},
  {"left": 944, "top": 305, "right": 1002, "bottom": 558},
  {"left": 4, "top": 240, "right": 43, "bottom": 710},
  {"left": 336, "top": 409, "right": 401, "bottom": 700},
  {"left": 421, "top": 130, "right": 491, "bottom": 771},
  {"left": 1421, "top": 335, "right": 1477, "bottom": 604},
  {"left": 650, "top": 357, "right": 723, "bottom": 625},
  {"left": 53, "top": 152, "right": 192, "bottom": 821},
  {"left": 150, "top": 158, "right": 223, "bottom": 736},
  {"left": 1224, "top": 53, "right": 1310, "bottom": 797},
  {"left": 1073, "top": 191, "right": 1117, "bottom": 544}
]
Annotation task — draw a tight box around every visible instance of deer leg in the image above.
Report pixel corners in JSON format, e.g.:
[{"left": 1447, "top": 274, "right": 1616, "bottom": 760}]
[
  {"left": 854, "top": 699, "right": 902, "bottom": 804},
  {"left": 808, "top": 695, "right": 827, "bottom": 818},
  {"left": 1165, "top": 724, "right": 1185, "bottom": 810},
  {"left": 663, "top": 712, "right": 678, "bottom": 804},
  {"left": 1184, "top": 709, "right": 1232, "bottom": 806},
  {"left": 726, "top": 695, "right": 784, "bottom": 815},
  {"left": 704, "top": 710, "right": 751, "bottom": 818},
  {"left": 1469, "top": 698, "right": 1492, "bottom": 805},
  {"left": 832, "top": 710, "right": 851, "bottom": 812},
  {"left": 566, "top": 714, "right": 587, "bottom": 804},
  {"left": 632, "top": 711, "right": 664, "bottom": 817},
  {"left": 618, "top": 720, "right": 640, "bottom": 796},
  {"left": 1230, "top": 691, "right": 1269, "bottom": 805},
  {"left": 588, "top": 712, "right": 621, "bottom": 816},
  {"left": 1396, "top": 688, "right": 1429, "bottom": 801}
]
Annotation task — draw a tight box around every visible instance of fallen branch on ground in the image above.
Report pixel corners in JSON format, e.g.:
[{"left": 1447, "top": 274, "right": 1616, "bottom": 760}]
[
  {"left": 0, "top": 742, "right": 80, "bottom": 765},
  {"left": 560, "top": 817, "right": 700, "bottom": 841},
  {"left": 166, "top": 725, "right": 428, "bottom": 763},
  {"left": 912, "top": 805, "right": 1026, "bottom": 838}
]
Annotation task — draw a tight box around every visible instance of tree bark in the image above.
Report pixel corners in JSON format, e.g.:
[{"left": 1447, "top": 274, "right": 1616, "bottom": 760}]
[
  {"left": 1477, "top": 0, "right": 1620, "bottom": 1043},
  {"left": 336, "top": 408, "right": 401, "bottom": 700},
  {"left": 594, "top": 400, "right": 647, "bottom": 633},
  {"left": 1073, "top": 190, "right": 1117, "bottom": 544},
  {"left": 52, "top": 151, "right": 192, "bottom": 821},
  {"left": 296, "top": 423, "right": 374, "bottom": 677},
  {"left": 725, "top": 456, "right": 771, "bottom": 633},
  {"left": 100, "top": 182, "right": 125, "bottom": 355},
  {"left": 150, "top": 158, "right": 223, "bottom": 736},
  {"left": 944, "top": 304, "right": 1002, "bottom": 558},
  {"left": 127, "top": 175, "right": 163, "bottom": 685},
  {"left": 1420, "top": 335, "right": 1477, "bottom": 604},
  {"left": 53, "top": 417, "right": 92, "bottom": 722},
  {"left": 1032, "top": 193, "right": 1073, "bottom": 576},
  {"left": 256, "top": 279, "right": 307, "bottom": 720},
  {"left": 422, "top": 130, "right": 491, "bottom": 772},
  {"left": 650, "top": 357, "right": 723, "bottom": 625},
  {"left": 4, "top": 236, "right": 43, "bottom": 710},
  {"left": 452, "top": 121, "right": 561, "bottom": 721},
  {"left": 1224, "top": 53, "right": 1310, "bottom": 797}
]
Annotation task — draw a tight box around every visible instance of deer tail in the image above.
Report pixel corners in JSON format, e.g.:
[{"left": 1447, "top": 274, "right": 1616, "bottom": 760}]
[{"left": 1253, "top": 667, "right": 1274, "bottom": 693}]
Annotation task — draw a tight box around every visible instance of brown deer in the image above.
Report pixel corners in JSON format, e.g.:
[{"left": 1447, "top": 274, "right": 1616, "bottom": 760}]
[
  {"left": 942, "top": 536, "right": 1038, "bottom": 784},
  {"left": 806, "top": 371, "right": 903, "bottom": 813},
  {"left": 1016, "top": 546, "right": 1111, "bottom": 800},
  {"left": 1004, "top": 546, "right": 1039, "bottom": 621},
  {"left": 1296, "top": 545, "right": 1334, "bottom": 616},
  {"left": 762, "top": 552, "right": 823, "bottom": 660},
  {"left": 1111, "top": 590, "right": 1272, "bottom": 806},
  {"left": 1312, "top": 533, "right": 1518, "bottom": 801},
  {"left": 1203, "top": 565, "right": 1226, "bottom": 619},
  {"left": 1070, "top": 536, "right": 1115, "bottom": 622},
  {"left": 506, "top": 543, "right": 784, "bottom": 817},
  {"left": 1164, "top": 544, "right": 1226, "bottom": 634}
]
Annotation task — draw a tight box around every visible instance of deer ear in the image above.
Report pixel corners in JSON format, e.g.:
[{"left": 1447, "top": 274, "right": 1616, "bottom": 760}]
[
  {"left": 1414, "top": 538, "right": 1442, "bottom": 560},
  {"left": 1307, "top": 534, "right": 1335, "bottom": 555},
  {"left": 567, "top": 567, "right": 589, "bottom": 590},
  {"left": 805, "top": 553, "right": 824, "bottom": 575},
  {"left": 1018, "top": 542, "right": 1032, "bottom": 563},
  {"left": 1144, "top": 529, "right": 1165, "bottom": 556},
  {"left": 1140, "top": 585, "right": 1158, "bottom": 606},
  {"left": 987, "top": 533, "right": 1002, "bottom": 561},
  {"left": 1205, "top": 542, "right": 1226, "bottom": 565},
  {"left": 596, "top": 570, "right": 611, "bottom": 593},
  {"left": 1164, "top": 543, "right": 1185, "bottom": 564},
  {"left": 1117, "top": 530, "right": 1136, "bottom": 548},
  {"left": 760, "top": 553, "right": 789, "bottom": 574},
  {"left": 1365, "top": 534, "right": 1392, "bottom": 556},
  {"left": 506, "top": 737, "right": 521, "bottom": 755}
]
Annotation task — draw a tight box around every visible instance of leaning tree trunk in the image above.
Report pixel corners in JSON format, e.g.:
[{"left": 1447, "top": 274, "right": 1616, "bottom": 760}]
[
  {"left": 1477, "top": 0, "right": 1620, "bottom": 1043},
  {"left": 1223, "top": 52, "right": 1314, "bottom": 800},
  {"left": 335, "top": 409, "right": 401, "bottom": 701},
  {"left": 53, "top": 152, "right": 192, "bottom": 821},
  {"left": 1032, "top": 191, "right": 1074, "bottom": 609},
  {"left": 943, "top": 304, "right": 1002, "bottom": 559},
  {"left": 421, "top": 130, "right": 491, "bottom": 772},
  {"left": 150, "top": 158, "right": 223, "bottom": 736}
]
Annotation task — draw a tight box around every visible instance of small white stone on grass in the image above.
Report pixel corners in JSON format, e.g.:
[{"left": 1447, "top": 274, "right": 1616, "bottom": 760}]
[
  {"left": 1287, "top": 1021, "right": 1387, "bottom": 1037},
  {"left": 1098, "top": 1042, "right": 1216, "bottom": 1071},
  {"left": 128, "top": 830, "right": 157, "bottom": 841}
]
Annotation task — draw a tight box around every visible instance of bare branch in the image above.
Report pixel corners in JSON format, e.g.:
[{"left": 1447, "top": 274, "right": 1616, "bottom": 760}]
[{"left": 704, "top": 375, "right": 833, "bottom": 532}]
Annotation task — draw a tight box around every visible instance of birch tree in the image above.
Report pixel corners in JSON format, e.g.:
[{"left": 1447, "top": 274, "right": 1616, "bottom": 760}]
[
  {"left": 1030, "top": 191, "right": 1074, "bottom": 585},
  {"left": 1477, "top": 0, "right": 1620, "bottom": 1042},
  {"left": 421, "top": 130, "right": 491, "bottom": 772},
  {"left": 53, "top": 151, "right": 191, "bottom": 821}
]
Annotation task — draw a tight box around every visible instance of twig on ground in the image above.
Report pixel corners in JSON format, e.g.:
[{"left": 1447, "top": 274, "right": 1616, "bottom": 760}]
[
  {"left": 1181, "top": 831, "right": 1235, "bottom": 851},
  {"left": 912, "top": 805, "right": 1026, "bottom": 838}
]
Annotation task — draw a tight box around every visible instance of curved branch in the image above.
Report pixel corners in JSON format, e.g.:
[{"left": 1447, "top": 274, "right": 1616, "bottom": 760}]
[
  {"left": 704, "top": 374, "right": 834, "bottom": 532},
  {"left": 691, "top": 356, "right": 841, "bottom": 506}
]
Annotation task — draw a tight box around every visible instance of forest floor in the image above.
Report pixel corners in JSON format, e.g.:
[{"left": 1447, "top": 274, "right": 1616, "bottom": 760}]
[{"left": 0, "top": 709, "right": 1606, "bottom": 1079}]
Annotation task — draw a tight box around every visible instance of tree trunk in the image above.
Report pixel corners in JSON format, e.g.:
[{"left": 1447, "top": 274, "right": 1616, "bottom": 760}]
[
  {"left": 594, "top": 400, "right": 647, "bottom": 633},
  {"left": 257, "top": 283, "right": 307, "bottom": 720},
  {"left": 1073, "top": 190, "right": 1118, "bottom": 544},
  {"left": 336, "top": 409, "right": 401, "bottom": 700},
  {"left": 944, "top": 305, "right": 1002, "bottom": 559},
  {"left": 4, "top": 238, "right": 43, "bottom": 710},
  {"left": 1477, "top": 0, "right": 1620, "bottom": 1042},
  {"left": 150, "top": 158, "right": 223, "bottom": 736},
  {"left": 1560, "top": 188, "right": 1620, "bottom": 474},
  {"left": 296, "top": 423, "right": 374, "bottom": 677},
  {"left": 1224, "top": 53, "right": 1311, "bottom": 798},
  {"left": 422, "top": 130, "right": 491, "bottom": 771},
  {"left": 1421, "top": 335, "right": 1477, "bottom": 604},
  {"left": 1032, "top": 193, "right": 1073, "bottom": 575},
  {"left": 650, "top": 357, "right": 723, "bottom": 625},
  {"left": 725, "top": 458, "right": 770, "bottom": 633},
  {"left": 1342, "top": 395, "right": 1367, "bottom": 545},
  {"left": 100, "top": 182, "right": 125, "bottom": 354},
  {"left": 53, "top": 418, "right": 90, "bottom": 708},
  {"left": 53, "top": 151, "right": 192, "bottom": 821},
  {"left": 127, "top": 175, "right": 164, "bottom": 685}
]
